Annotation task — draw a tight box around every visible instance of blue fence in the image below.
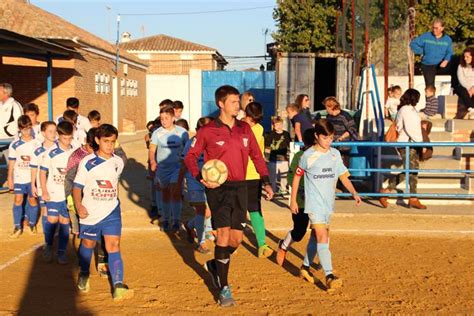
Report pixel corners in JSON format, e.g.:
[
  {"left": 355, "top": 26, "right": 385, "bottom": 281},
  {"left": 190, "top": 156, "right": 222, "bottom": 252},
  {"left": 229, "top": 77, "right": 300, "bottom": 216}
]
[
  {"left": 291, "top": 141, "right": 474, "bottom": 199},
  {"left": 201, "top": 71, "right": 275, "bottom": 131}
]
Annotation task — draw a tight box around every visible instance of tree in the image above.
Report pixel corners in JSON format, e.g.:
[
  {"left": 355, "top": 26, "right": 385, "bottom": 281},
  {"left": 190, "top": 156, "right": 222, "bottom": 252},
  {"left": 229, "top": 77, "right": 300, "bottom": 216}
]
[{"left": 272, "top": 0, "right": 338, "bottom": 52}]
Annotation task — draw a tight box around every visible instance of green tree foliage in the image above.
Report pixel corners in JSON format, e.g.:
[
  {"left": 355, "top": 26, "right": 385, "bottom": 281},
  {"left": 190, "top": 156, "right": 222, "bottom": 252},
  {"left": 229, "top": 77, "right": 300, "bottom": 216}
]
[
  {"left": 272, "top": 0, "right": 338, "bottom": 52},
  {"left": 273, "top": 0, "right": 472, "bottom": 54}
]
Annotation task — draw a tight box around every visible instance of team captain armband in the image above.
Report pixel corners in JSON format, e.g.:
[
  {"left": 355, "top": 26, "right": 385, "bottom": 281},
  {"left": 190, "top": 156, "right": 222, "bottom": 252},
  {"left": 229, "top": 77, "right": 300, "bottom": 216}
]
[{"left": 295, "top": 166, "right": 304, "bottom": 176}]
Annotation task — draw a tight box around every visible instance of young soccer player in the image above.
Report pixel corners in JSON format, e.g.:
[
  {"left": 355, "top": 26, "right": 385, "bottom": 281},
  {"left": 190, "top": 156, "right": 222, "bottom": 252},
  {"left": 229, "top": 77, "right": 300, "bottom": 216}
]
[
  {"left": 183, "top": 117, "right": 213, "bottom": 254},
  {"left": 40, "top": 120, "right": 75, "bottom": 264},
  {"left": 8, "top": 115, "right": 40, "bottom": 238},
  {"left": 276, "top": 128, "right": 319, "bottom": 283},
  {"left": 56, "top": 97, "right": 92, "bottom": 131},
  {"left": 289, "top": 119, "right": 361, "bottom": 291},
  {"left": 184, "top": 85, "right": 273, "bottom": 307},
  {"left": 62, "top": 109, "right": 86, "bottom": 147},
  {"left": 22, "top": 103, "right": 42, "bottom": 142},
  {"left": 30, "top": 121, "right": 57, "bottom": 232},
  {"left": 265, "top": 116, "right": 291, "bottom": 195},
  {"left": 149, "top": 106, "right": 189, "bottom": 232},
  {"left": 87, "top": 110, "right": 101, "bottom": 128},
  {"left": 173, "top": 100, "right": 184, "bottom": 119},
  {"left": 244, "top": 101, "right": 273, "bottom": 258},
  {"left": 73, "top": 124, "right": 132, "bottom": 300}
]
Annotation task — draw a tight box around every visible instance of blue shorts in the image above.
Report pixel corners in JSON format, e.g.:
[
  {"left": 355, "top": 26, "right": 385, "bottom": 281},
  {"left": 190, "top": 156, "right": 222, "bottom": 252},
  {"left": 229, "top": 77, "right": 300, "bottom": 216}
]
[
  {"left": 46, "top": 201, "right": 69, "bottom": 218},
  {"left": 308, "top": 211, "right": 332, "bottom": 228},
  {"left": 79, "top": 205, "right": 122, "bottom": 241},
  {"left": 188, "top": 190, "right": 206, "bottom": 204},
  {"left": 156, "top": 165, "right": 180, "bottom": 187},
  {"left": 14, "top": 183, "right": 32, "bottom": 196}
]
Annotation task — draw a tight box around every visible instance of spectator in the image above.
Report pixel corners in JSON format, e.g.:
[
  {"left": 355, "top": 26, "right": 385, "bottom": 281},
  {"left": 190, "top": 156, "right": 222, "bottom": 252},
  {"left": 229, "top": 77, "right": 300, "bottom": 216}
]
[
  {"left": 0, "top": 83, "right": 23, "bottom": 139},
  {"left": 384, "top": 86, "right": 402, "bottom": 120},
  {"left": 410, "top": 18, "right": 453, "bottom": 87},
  {"left": 455, "top": 47, "right": 474, "bottom": 118},
  {"left": 322, "top": 97, "right": 358, "bottom": 142},
  {"left": 420, "top": 86, "right": 439, "bottom": 120},
  {"left": 286, "top": 103, "right": 313, "bottom": 142},
  {"left": 380, "top": 89, "right": 427, "bottom": 210},
  {"left": 295, "top": 94, "right": 312, "bottom": 122},
  {"left": 265, "top": 116, "right": 291, "bottom": 194}
]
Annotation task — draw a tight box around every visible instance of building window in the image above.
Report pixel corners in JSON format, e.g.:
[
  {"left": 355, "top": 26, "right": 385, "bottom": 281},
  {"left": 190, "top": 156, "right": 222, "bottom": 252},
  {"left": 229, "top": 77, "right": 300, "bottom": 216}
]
[
  {"left": 95, "top": 73, "right": 110, "bottom": 94},
  {"left": 126, "top": 79, "right": 138, "bottom": 97}
]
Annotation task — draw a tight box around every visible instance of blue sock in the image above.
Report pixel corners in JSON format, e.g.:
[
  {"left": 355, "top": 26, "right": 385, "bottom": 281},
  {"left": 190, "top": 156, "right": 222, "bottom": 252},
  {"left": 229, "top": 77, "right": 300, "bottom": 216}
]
[
  {"left": 108, "top": 251, "right": 124, "bottom": 285},
  {"left": 41, "top": 214, "right": 47, "bottom": 230},
  {"left": 162, "top": 201, "right": 170, "bottom": 223},
  {"left": 172, "top": 200, "right": 182, "bottom": 226},
  {"left": 303, "top": 233, "right": 318, "bottom": 267},
  {"left": 12, "top": 204, "right": 23, "bottom": 228},
  {"left": 317, "top": 243, "right": 333, "bottom": 276},
  {"left": 155, "top": 190, "right": 162, "bottom": 217},
  {"left": 43, "top": 220, "right": 57, "bottom": 246},
  {"left": 78, "top": 244, "right": 94, "bottom": 275},
  {"left": 26, "top": 203, "right": 39, "bottom": 226},
  {"left": 194, "top": 214, "right": 205, "bottom": 244},
  {"left": 58, "top": 223, "right": 70, "bottom": 253}
]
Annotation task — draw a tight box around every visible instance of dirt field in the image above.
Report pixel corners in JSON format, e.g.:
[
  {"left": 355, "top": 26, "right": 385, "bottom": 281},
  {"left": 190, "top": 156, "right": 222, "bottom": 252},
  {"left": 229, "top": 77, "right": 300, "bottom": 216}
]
[{"left": 0, "top": 134, "right": 473, "bottom": 315}]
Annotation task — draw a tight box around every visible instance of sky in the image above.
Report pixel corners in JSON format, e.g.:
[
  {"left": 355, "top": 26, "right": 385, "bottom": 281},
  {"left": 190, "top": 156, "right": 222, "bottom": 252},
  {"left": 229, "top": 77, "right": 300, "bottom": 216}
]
[{"left": 30, "top": 0, "right": 277, "bottom": 70}]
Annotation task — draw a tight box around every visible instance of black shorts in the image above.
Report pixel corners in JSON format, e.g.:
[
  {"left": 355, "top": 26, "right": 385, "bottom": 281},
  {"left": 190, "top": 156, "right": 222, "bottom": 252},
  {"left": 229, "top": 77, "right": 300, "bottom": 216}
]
[
  {"left": 246, "top": 179, "right": 262, "bottom": 212},
  {"left": 206, "top": 181, "right": 247, "bottom": 231}
]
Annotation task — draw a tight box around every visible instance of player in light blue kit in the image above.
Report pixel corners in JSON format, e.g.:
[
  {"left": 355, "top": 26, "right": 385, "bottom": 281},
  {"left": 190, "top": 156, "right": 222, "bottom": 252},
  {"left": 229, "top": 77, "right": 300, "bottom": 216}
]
[
  {"left": 7, "top": 115, "right": 40, "bottom": 238},
  {"left": 73, "top": 124, "right": 132, "bottom": 301},
  {"left": 290, "top": 119, "right": 361, "bottom": 291},
  {"left": 183, "top": 116, "right": 213, "bottom": 253},
  {"left": 148, "top": 106, "right": 189, "bottom": 232}
]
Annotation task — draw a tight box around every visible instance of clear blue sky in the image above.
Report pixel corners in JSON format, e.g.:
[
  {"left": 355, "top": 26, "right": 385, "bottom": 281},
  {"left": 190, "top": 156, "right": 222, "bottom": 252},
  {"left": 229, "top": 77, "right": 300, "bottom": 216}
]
[{"left": 31, "top": 0, "right": 277, "bottom": 70}]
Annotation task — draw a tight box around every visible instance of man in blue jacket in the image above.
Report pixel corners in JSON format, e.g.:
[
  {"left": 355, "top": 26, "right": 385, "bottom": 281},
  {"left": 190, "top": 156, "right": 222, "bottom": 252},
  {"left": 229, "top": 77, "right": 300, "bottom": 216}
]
[{"left": 410, "top": 18, "right": 453, "bottom": 87}]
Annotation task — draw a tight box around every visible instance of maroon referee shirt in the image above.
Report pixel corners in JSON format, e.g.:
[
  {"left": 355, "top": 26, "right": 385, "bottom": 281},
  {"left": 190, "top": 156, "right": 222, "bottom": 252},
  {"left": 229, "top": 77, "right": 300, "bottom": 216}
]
[{"left": 184, "top": 118, "right": 270, "bottom": 183}]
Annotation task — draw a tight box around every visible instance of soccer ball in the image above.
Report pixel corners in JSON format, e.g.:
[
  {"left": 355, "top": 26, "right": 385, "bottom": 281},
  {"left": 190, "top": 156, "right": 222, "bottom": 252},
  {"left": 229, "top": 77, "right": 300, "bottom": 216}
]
[{"left": 201, "top": 159, "right": 228, "bottom": 185}]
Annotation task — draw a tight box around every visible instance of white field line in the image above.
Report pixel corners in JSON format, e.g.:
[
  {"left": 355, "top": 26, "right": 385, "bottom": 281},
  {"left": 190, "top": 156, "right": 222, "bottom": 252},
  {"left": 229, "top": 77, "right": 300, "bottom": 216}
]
[{"left": 0, "top": 243, "right": 42, "bottom": 272}]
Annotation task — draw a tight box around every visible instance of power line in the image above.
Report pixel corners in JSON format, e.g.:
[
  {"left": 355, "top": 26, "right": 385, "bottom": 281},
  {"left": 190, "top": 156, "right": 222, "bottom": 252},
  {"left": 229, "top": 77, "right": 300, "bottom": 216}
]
[{"left": 120, "top": 5, "right": 275, "bottom": 16}]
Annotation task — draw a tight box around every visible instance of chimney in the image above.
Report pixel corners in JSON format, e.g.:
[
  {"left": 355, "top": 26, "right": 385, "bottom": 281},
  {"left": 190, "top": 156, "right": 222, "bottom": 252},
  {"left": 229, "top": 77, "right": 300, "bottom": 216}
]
[{"left": 121, "top": 32, "right": 131, "bottom": 43}]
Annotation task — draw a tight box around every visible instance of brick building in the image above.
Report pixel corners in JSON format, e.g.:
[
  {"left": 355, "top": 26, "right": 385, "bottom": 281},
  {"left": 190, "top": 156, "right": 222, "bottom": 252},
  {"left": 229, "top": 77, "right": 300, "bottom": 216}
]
[
  {"left": 0, "top": 0, "right": 148, "bottom": 132},
  {"left": 120, "top": 33, "right": 227, "bottom": 75}
]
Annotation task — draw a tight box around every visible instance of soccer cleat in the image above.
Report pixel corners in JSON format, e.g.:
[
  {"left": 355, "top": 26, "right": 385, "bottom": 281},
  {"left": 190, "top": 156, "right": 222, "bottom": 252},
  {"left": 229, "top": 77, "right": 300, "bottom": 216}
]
[
  {"left": 113, "top": 283, "right": 134, "bottom": 301},
  {"left": 218, "top": 286, "right": 236, "bottom": 307},
  {"left": 409, "top": 198, "right": 427, "bottom": 210},
  {"left": 159, "top": 220, "right": 169, "bottom": 232},
  {"left": 57, "top": 251, "right": 68, "bottom": 265},
  {"left": 184, "top": 221, "right": 196, "bottom": 243},
  {"left": 299, "top": 266, "right": 315, "bottom": 284},
  {"left": 77, "top": 273, "right": 90, "bottom": 293},
  {"left": 97, "top": 263, "right": 109, "bottom": 278},
  {"left": 258, "top": 244, "right": 274, "bottom": 259},
  {"left": 203, "top": 259, "right": 221, "bottom": 289},
  {"left": 9, "top": 227, "right": 22, "bottom": 239},
  {"left": 276, "top": 240, "right": 287, "bottom": 266},
  {"left": 28, "top": 225, "right": 37, "bottom": 235},
  {"left": 43, "top": 245, "right": 53, "bottom": 263},
  {"left": 196, "top": 244, "right": 211, "bottom": 254},
  {"left": 379, "top": 189, "right": 390, "bottom": 208},
  {"left": 325, "top": 274, "right": 343, "bottom": 291}
]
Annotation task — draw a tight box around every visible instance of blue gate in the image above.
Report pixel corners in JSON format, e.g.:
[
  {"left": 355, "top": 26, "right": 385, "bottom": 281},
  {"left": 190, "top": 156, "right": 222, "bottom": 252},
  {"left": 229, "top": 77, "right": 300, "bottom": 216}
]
[{"left": 202, "top": 71, "right": 275, "bottom": 131}]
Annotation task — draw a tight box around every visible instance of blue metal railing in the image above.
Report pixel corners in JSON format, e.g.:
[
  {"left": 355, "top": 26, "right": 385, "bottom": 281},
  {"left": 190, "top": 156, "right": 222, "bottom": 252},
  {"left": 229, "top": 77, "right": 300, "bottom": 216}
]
[{"left": 291, "top": 141, "right": 474, "bottom": 199}]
